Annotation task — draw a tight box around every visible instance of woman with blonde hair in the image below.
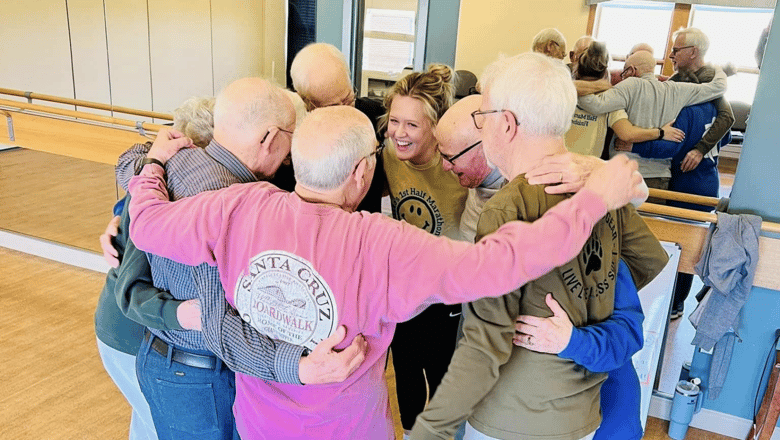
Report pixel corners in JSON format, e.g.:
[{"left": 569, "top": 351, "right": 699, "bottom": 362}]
[{"left": 380, "top": 64, "right": 468, "bottom": 437}]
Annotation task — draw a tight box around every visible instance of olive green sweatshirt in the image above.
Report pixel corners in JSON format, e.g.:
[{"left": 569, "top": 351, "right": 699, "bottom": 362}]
[{"left": 412, "top": 175, "right": 668, "bottom": 440}]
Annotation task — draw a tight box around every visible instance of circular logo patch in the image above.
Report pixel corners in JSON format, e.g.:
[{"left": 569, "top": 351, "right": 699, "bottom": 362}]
[{"left": 235, "top": 251, "right": 337, "bottom": 351}]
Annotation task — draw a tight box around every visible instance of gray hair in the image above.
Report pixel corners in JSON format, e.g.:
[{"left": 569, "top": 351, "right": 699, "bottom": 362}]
[
  {"left": 172, "top": 96, "right": 215, "bottom": 148},
  {"left": 291, "top": 108, "right": 375, "bottom": 191},
  {"left": 532, "top": 28, "right": 567, "bottom": 55},
  {"left": 479, "top": 52, "right": 577, "bottom": 137},
  {"left": 673, "top": 27, "right": 709, "bottom": 57},
  {"left": 290, "top": 43, "right": 350, "bottom": 103},
  {"left": 213, "top": 79, "right": 293, "bottom": 137}
]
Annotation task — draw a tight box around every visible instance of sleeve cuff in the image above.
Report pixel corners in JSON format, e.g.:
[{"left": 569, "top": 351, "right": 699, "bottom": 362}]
[
  {"left": 275, "top": 343, "right": 307, "bottom": 385},
  {"left": 162, "top": 300, "right": 185, "bottom": 331},
  {"left": 558, "top": 327, "right": 586, "bottom": 362}
]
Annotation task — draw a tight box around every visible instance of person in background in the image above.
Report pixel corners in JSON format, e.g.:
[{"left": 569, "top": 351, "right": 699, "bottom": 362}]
[
  {"left": 566, "top": 41, "right": 684, "bottom": 158},
  {"left": 568, "top": 35, "right": 594, "bottom": 73},
  {"left": 532, "top": 28, "right": 568, "bottom": 60},
  {"left": 288, "top": 42, "right": 386, "bottom": 213}
]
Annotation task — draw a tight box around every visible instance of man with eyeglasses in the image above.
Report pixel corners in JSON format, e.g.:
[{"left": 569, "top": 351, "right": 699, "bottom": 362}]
[
  {"left": 289, "top": 42, "right": 386, "bottom": 214},
  {"left": 109, "top": 78, "right": 367, "bottom": 440},
  {"left": 576, "top": 49, "right": 727, "bottom": 198},
  {"left": 411, "top": 52, "right": 668, "bottom": 440}
]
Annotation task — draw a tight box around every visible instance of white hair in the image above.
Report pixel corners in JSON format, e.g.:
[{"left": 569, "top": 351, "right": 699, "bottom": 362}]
[
  {"left": 532, "top": 28, "right": 567, "bottom": 54},
  {"left": 291, "top": 108, "right": 375, "bottom": 191},
  {"left": 172, "top": 96, "right": 215, "bottom": 148},
  {"left": 673, "top": 27, "right": 709, "bottom": 57},
  {"left": 479, "top": 52, "right": 577, "bottom": 137},
  {"left": 283, "top": 89, "right": 308, "bottom": 128},
  {"left": 213, "top": 79, "right": 293, "bottom": 137},
  {"left": 290, "top": 43, "right": 350, "bottom": 101}
]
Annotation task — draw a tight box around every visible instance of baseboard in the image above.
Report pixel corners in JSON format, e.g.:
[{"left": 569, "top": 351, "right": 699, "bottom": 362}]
[
  {"left": 650, "top": 393, "right": 780, "bottom": 439},
  {"left": 0, "top": 229, "right": 109, "bottom": 273}
]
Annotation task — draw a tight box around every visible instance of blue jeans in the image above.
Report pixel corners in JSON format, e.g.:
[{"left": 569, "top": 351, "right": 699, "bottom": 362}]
[
  {"left": 136, "top": 333, "right": 239, "bottom": 440},
  {"left": 97, "top": 338, "right": 159, "bottom": 440}
]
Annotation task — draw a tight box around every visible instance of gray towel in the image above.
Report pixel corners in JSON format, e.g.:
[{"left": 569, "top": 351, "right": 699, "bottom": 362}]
[{"left": 692, "top": 211, "right": 762, "bottom": 351}]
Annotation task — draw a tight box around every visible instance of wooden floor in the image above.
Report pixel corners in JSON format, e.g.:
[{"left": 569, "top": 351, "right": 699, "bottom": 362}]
[
  {"left": 0, "top": 147, "right": 120, "bottom": 253},
  {"left": 0, "top": 246, "right": 738, "bottom": 440}
]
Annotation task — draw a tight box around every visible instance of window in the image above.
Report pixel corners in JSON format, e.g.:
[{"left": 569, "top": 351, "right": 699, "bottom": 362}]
[
  {"left": 362, "top": 8, "right": 416, "bottom": 74},
  {"left": 689, "top": 5, "right": 773, "bottom": 103},
  {"left": 594, "top": 1, "right": 675, "bottom": 62}
]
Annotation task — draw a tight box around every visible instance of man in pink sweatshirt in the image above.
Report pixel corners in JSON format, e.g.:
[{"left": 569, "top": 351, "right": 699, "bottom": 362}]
[{"left": 127, "top": 106, "right": 644, "bottom": 440}]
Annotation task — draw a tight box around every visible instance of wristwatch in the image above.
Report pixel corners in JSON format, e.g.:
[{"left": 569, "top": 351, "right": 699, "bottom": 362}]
[
  {"left": 135, "top": 157, "right": 166, "bottom": 178},
  {"left": 657, "top": 128, "right": 664, "bottom": 140}
]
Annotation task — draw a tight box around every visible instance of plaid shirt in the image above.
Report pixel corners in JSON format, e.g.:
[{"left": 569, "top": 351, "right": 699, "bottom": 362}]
[{"left": 116, "top": 140, "right": 304, "bottom": 383}]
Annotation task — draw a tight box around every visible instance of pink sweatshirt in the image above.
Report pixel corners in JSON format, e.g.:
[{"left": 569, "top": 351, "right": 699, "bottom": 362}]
[{"left": 128, "top": 165, "right": 607, "bottom": 440}]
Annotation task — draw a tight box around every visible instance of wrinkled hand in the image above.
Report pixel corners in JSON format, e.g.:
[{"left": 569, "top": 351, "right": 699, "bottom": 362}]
[
  {"left": 99, "top": 215, "right": 122, "bottom": 268},
  {"left": 584, "top": 154, "right": 643, "bottom": 210},
  {"left": 614, "top": 139, "right": 633, "bottom": 152},
  {"left": 513, "top": 294, "right": 573, "bottom": 354},
  {"left": 299, "top": 325, "right": 367, "bottom": 385},
  {"left": 147, "top": 128, "right": 195, "bottom": 164},
  {"left": 680, "top": 150, "right": 703, "bottom": 173},
  {"left": 662, "top": 120, "right": 685, "bottom": 142},
  {"left": 176, "top": 299, "right": 202, "bottom": 331},
  {"left": 526, "top": 152, "right": 604, "bottom": 195}
]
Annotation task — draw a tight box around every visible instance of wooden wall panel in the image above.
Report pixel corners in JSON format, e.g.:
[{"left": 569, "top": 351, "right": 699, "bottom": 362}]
[
  {"left": 212, "top": 0, "right": 266, "bottom": 93},
  {"left": 104, "top": 0, "right": 154, "bottom": 121},
  {"left": 66, "top": 0, "right": 112, "bottom": 116},
  {"left": 147, "top": 0, "right": 213, "bottom": 114},
  {"left": 0, "top": 0, "right": 75, "bottom": 103}
]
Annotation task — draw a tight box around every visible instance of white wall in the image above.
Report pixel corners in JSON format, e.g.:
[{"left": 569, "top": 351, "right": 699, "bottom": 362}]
[{"left": 0, "top": 0, "right": 282, "bottom": 117}]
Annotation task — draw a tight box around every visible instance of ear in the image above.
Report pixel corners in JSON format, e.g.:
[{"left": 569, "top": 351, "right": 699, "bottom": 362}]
[
  {"left": 352, "top": 157, "right": 370, "bottom": 191},
  {"left": 261, "top": 128, "right": 281, "bottom": 154}
]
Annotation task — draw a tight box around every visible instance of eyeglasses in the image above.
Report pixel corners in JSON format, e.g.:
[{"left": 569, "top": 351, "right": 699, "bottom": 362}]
[
  {"left": 670, "top": 45, "right": 695, "bottom": 55},
  {"left": 323, "top": 87, "right": 358, "bottom": 108},
  {"left": 353, "top": 143, "right": 384, "bottom": 173},
  {"left": 471, "top": 109, "right": 520, "bottom": 130},
  {"left": 261, "top": 126, "right": 294, "bottom": 143},
  {"left": 442, "top": 140, "right": 482, "bottom": 165}
]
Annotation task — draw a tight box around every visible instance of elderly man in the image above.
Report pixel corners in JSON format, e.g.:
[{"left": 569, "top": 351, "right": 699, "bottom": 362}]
[
  {"left": 532, "top": 28, "right": 567, "bottom": 60},
  {"left": 576, "top": 49, "right": 727, "bottom": 195},
  {"left": 410, "top": 52, "right": 668, "bottom": 440},
  {"left": 125, "top": 103, "right": 644, "bottom": 439},
  {"left": 435, "top": 94, "right": 649, "bottom": 440},
  {"left": 288, "top": 42, "right": 385, "bottom": 212},
  {"left": 667, "top": 27, "right": 735, "bottom": 174},
  {"left": 110, "top": 78, "right": 366, "bottom": 440}
]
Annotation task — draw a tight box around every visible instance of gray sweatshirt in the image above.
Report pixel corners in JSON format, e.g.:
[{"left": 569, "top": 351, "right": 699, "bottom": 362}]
[{"left": 578, "top": 68, "right": 727, "bottom": 178}]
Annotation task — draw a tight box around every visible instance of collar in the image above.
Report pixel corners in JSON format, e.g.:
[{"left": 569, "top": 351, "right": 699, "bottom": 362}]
[
  {"left": 479, "top": 167, "right": 505, "bottom": 189},
  {"left": 204, "top": 139, "right": 257, "bottom": 183}
]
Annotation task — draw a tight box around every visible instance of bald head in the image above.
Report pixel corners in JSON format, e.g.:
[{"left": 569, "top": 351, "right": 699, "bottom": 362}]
[
  {"left": 290, "top": 43, "right": 354, "bottom": 109},
  {"left": 624, "top": 50, "right": 656, "bottom": 77},
  {"left": 570, "top": 36, "right": 594, "bottom": 64},
  {"left": 292, "top": 106, "right": 376, "bottom": 191},
  {"left": 214, "top": 77, "right": 294, "bottom": 142},
  {"left": 435, "top": 95, "right": 492, "bottom": 188},
  {"left": 628, "top": 43, "right": 654, "bottom": 57}
]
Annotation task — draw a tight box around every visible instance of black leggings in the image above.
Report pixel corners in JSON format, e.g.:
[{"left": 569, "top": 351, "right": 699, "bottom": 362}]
[{"left": 390, "top": 302, "right": 462, "bottom": 430}]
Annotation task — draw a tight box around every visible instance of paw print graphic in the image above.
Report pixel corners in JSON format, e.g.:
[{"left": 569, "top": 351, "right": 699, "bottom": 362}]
[{"left": 583, "top": 236, "right": 603, "bottom": 276}]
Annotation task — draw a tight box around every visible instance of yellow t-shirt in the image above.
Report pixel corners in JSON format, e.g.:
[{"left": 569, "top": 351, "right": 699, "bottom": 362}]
[
  {"left": 382, "top": 141, "right": 468, "bottom": 240},
  {"left": 565, "top": 108, "right": 628, "bottom": 157}
]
